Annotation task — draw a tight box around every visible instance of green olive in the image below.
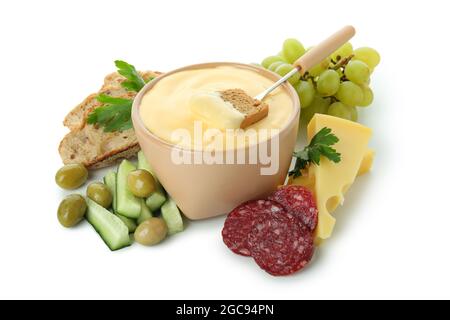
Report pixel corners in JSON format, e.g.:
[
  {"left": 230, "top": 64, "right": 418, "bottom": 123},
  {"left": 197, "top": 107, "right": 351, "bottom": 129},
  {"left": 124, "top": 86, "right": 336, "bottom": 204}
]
[
  {"left": 87, "top": 182, "right": 112, "bottom": 208},
  {"left": 127, "top": 170, "right": 155, "bottom": 198},
  {"left": 57, "top": 194, "right": 87, "bottom": 228},
  {"left": 134, "top": 218, "right": 168, "bottom": 246},
  {"left": 55, "top": 164, "right": 88, "bottom": 190}
]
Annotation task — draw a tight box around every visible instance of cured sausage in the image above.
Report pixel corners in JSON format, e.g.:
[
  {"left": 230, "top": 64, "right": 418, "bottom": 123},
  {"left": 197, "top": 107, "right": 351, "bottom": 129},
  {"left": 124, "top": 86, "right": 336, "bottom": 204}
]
[
  {"left": 268, "top": 185, "right": 318, "bottom": 231},
  {"left": 248, "top": 210, "right": 314, "bottom": 276},
  {"left": 222, "top": 200, "right": 285, "bottom": 256}
]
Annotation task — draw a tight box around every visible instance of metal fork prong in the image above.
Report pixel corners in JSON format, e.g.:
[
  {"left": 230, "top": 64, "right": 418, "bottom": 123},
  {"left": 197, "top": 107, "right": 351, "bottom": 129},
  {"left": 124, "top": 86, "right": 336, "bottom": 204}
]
[{"left": 254, "top": 67, "right": 299, "bottom": 101}]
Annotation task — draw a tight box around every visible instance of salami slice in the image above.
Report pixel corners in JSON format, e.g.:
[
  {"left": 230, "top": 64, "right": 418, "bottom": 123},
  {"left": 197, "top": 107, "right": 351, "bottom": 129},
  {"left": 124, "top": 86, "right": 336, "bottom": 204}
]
[
  {"left": 222, "top": 200, "right": 285, "bottom": 256},
  {"left": 248, "top": 211, "right": 314, "bottom": 276},
  {"left": 268, "top": 185, "right": 318, "bottom": 231}
]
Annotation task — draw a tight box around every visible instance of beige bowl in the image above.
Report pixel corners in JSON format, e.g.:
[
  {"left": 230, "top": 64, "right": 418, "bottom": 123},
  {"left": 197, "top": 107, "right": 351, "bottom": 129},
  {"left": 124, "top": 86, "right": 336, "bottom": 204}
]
[{"left": 132, "top": 62, "right": 300, "bottom": 220}]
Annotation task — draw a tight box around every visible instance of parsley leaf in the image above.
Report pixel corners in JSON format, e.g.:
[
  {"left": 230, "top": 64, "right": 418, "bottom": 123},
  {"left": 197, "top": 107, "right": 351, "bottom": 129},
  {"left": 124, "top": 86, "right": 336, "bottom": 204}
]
[
  {"left": 289, "top": 127, "right": 341, "bottom": 178},
  {"left": 87, "top": 94, "right": 133, "bottom": 132},
  {"left": 87, "top": 60, "right": 154, "bottom": 132},
  {"left": 96, "top": 94, "right": 133, "bottom": 105},
  {"left": 114, "top": 60, "right": 146, "bottom": 92}
]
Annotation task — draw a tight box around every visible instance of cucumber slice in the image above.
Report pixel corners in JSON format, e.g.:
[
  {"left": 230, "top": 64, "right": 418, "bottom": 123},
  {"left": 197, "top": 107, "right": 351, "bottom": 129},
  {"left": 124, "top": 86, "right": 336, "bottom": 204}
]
[
  {"left": 116, "top": 160, "right": 141, "bottom": 219},
  {"left": 137, "top": 151, "right": 167, "bottom": 211},
  {"left": 137, "top": 199, "right": 153, "bottom": 225},
  {"left": 104, "top": 171, "right": 137, "bottom": 233},
  {"left": 146, "top": 192, "right": 167, "bottom": 212},
  {"left": 161, "top": 198, "right": 184, "bottom": 235},
  {"left": 137, "top": 151, "right": 153, "bottom": 173},
  {"left": 86, "top": 198, "right": 131, "bottom": 251},
  {"left": 116, "top": 214, "right": 137, "bottom": 233},
  {"left": 104, "top": 171, "right": 117, "bottom": 212}
]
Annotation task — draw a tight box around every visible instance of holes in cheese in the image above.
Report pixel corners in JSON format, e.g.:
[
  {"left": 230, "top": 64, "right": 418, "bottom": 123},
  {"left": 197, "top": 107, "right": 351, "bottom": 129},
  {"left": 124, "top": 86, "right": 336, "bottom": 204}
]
[
  {"left": 357, "top": 149, "right": 375, "bottom": 176},
  {"left": 342, "top": 183, "right": 352, "bottom": 195},
  {"left": 306, "top": 114, "right": 372, "bottom": 240},
  {"left": 326, "top": 196, "right": 342, "bottom": 213}
]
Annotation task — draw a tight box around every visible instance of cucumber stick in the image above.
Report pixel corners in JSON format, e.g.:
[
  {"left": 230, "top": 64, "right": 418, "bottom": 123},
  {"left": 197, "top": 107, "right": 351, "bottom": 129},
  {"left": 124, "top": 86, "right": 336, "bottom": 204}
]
[
  {"left": 116, "top": 160, "right": 141, "bottom": 219},
  {"left": 146, "top": 192, "right": 166, "bottom": 212},
  {"left": 137, "top": 199, "right": 153, "bottom": 225},
  {"left": 116, "top": 214, "right": 137, "bottom": 233},
  {"left": 86, "top": 198, "right": 131, "bottom": 251},
  {"left": 161, "top": 198, "right": 184, "bottom": 235},
  {"left": 107, "top": 209, "right": 136, "bottom": 233},
  {"left": 137, "top": 151, "right": 153, "bottom": 173},
  {"left": 104, "top": 171, "right": 117, "bottom": 212},
  {"left": 137, "top": 151, "right": 167, "bottom": 211},
  {"left": 104, "top": 170, "right": 137, "bottom": 233}
]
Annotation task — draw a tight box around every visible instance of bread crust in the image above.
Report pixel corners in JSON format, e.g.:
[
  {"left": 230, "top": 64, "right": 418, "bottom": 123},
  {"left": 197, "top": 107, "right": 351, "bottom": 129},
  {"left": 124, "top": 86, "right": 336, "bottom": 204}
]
[{"left": 240, "top": 102, "right": 269, "bottom": 129}]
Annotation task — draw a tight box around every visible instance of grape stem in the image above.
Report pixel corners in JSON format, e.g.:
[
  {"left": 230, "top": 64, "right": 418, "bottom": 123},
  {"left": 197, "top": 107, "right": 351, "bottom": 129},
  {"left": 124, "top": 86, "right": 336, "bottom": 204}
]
[
  {"left": 300, "top": 73, "right": 315, "bottom": 82},
  {"left": 332, "top": 54, "right": 354, "bottom": 70}
]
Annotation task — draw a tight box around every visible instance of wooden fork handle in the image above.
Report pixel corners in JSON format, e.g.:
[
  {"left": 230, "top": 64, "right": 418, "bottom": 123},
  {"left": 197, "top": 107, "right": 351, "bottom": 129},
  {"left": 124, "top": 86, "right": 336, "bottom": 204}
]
[{"left": 294, "top": 25, "right": 356, "bottom": 75}]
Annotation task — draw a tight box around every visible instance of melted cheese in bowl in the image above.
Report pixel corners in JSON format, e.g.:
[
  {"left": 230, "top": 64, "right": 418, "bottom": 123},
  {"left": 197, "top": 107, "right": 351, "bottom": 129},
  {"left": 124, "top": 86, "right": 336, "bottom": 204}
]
[{"left": 139, "top": 66, "right": 294, "bottom": 150}]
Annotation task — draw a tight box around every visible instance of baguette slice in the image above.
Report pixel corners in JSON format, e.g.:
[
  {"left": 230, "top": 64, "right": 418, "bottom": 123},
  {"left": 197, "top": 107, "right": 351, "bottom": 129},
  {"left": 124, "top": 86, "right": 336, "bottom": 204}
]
[{"left": 59, "top": 70, "right": 162, "bottom": 169}]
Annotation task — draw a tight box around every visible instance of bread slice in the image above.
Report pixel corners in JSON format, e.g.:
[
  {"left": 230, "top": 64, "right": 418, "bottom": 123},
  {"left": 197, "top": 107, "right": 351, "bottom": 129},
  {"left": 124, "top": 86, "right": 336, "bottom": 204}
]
[
  {"left": 63, "top": 93, "right": 100, "bottom": 132},
  {"left": 59, "top": 70, "right": 162, "bottom": 169},
  {"left": 59, "top": 125, "right": 140, "bottom": 169},
  {"left": 219, "top": 88, "right": 269, "bottom": 129},
  {"left": 64, "top": 71, "right": 160, "bottom": 131}
]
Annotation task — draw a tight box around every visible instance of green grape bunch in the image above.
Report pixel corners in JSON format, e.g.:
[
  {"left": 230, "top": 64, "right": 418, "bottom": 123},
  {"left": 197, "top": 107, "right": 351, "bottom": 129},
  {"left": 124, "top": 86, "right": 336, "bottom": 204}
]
[{"left": 260, "top": 39, "right": 380, "bottom": 124}]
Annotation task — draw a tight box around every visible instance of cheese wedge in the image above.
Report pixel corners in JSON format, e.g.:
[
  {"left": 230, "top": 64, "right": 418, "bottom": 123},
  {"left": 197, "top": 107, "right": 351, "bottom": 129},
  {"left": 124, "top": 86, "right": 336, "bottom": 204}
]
[
  {"left": 307, "top": 114, "right": 372, "bottom": 240},
  {"left": 290, "top": 148, "right": 375, "bottom": 247}
]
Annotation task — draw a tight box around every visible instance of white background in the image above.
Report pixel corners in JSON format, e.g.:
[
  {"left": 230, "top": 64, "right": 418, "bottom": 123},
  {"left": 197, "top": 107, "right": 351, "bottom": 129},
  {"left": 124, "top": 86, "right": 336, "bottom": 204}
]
[{"left": 0, "top": 0, "right": 449, "bottom": 300}]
